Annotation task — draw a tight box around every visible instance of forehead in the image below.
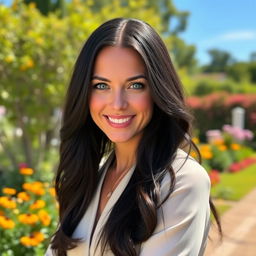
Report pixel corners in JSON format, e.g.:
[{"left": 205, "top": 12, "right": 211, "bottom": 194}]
[{"left": 93, "top": 46, "right": 146, "bottom": 77}]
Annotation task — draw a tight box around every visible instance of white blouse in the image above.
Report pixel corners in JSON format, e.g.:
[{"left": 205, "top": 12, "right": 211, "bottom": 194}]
[{"left": 46, "top": 149, "right": 211, "bottom": 256}]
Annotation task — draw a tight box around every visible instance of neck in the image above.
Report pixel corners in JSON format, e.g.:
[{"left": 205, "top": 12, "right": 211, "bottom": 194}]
[{"left": 113, "top": 137, "right": 140, "bottom": 174}]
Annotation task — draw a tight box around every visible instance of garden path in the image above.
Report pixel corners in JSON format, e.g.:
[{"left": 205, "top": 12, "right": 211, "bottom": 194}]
[{"left": 205, "top": 188, "right": 256, "bottom": 256}]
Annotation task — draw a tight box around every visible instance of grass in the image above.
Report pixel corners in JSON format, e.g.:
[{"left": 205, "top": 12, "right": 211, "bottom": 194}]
[{"left": 211, "top": 163, "right": 256, "bottom": 201}]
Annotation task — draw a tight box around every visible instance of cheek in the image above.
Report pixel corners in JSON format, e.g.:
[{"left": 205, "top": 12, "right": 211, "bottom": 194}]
[
  {"left": 89, "top": 94, "right": 105, "bottom": 114},
  {"left": 132, "top": 94, "right": 153, "bottom": 113}
]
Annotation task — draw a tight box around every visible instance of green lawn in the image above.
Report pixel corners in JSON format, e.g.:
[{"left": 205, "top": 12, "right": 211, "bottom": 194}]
[{"left": 211, "top": 163, "right": 256, "bottom": 201}]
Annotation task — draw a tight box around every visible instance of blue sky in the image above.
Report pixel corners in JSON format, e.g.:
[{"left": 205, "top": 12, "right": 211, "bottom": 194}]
[
  {"left": 173, "top": 0, "right": 256, "bottom": 64},
  {"left": 2, "top": 0, "right": 256, "bottom": 64}
]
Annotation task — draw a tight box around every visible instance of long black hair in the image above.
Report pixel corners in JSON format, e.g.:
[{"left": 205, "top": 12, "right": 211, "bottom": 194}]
[{"left": 51, "top": 18, "right": 222, "bottom": 255}]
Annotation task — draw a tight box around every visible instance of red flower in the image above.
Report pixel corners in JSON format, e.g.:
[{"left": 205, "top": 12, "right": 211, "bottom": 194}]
[{"left": 208, "top": 170, "right": 220, "bottom": 185}]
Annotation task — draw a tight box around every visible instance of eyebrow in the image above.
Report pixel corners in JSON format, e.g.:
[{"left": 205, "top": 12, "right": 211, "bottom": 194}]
[{"left": 91, "top": 74, "right": 147, "bottom": 82}]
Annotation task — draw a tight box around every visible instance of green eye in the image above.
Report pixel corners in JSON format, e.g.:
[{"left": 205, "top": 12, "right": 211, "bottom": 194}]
[
  {"left": 94, "top": 83, "right": 109, "bottom": 90},
  {"left": 129, "top": 83, "right": 144, "bottom": 89}
]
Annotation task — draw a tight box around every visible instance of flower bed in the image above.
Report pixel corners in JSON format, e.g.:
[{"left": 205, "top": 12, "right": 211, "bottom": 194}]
[{"left": 0, "top": 166, "right": 58, "bottom": 255}]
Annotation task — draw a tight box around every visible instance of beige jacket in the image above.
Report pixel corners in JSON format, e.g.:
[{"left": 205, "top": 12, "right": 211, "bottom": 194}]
[{"left": 46, "top": 149, "right": 211, "bottom": 256}]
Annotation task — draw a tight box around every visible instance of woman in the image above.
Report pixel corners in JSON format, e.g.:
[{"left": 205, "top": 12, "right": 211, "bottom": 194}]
[{"left": 46, "top": 18, "right": 221, "bottom": 256}]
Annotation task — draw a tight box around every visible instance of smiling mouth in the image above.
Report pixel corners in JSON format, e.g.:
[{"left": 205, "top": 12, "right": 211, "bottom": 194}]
[
  {"left": 108, "top": 116, "right": 132, "bottom": 124},
  {"left": 104, "top": 115, "right": 135, "bottom": 126}
]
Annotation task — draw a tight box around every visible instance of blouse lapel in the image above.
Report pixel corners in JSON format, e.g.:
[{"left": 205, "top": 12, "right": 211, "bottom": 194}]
[{"left": 90, "top": 165, "right": 136, "bottom": 256}]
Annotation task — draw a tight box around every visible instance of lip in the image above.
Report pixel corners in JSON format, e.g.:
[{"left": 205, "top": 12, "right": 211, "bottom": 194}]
[{"left": 104, "top": 115, "right": 135, "bottom": 128}]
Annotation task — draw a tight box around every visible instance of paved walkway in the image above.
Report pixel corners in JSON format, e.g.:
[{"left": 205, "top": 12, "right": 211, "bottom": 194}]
[{"left": 205, "top": 188, "right": 256, "bottom": 256}]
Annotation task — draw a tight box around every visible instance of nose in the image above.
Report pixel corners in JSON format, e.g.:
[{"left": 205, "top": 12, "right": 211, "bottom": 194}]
[{"left": 110, "top": 89, "right": 128, "bottom": 110}]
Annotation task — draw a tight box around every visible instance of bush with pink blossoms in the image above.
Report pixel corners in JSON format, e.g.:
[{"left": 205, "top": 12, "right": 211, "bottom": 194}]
[{"left": 222, "top": 125, "right": 254, "bottom": 142}]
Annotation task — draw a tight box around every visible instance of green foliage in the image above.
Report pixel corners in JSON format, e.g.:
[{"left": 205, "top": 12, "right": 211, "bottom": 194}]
[
  {"left": 227, "top": 61, "right": 256, "bottom": 83},
  {"left": 209, "top": 145, "right": 233, "bottom": 171},
  {"left": 248, "top": 62, "right": 256, "bottom": 83},
  {"left": 226, "top": 62, "right": 250, "bottom": 82}
]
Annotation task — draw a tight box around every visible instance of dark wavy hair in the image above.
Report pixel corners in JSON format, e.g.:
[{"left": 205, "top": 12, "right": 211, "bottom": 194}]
[{"left": 51, "top": 18, "right": 222, "bottom": 256}]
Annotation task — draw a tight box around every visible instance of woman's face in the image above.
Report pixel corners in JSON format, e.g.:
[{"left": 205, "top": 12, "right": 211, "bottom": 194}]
[{"left": 89, "top": 46, "right": 153, "bottom": 145}]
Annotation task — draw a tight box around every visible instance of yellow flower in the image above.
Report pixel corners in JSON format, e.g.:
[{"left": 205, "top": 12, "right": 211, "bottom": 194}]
[
  {"left": 13, "top": 209, "right": 20, "bottom": 215},
  {"left": 20, "top": 231, "right": 44, "bottom": 247},
  {"left": 218, "top": 145, "right": 227, "bottom": 151},
  {"left": 18, "top": 213, "right": 39, "bottom": 225},
  {"left": 2, "top": 187, "right": 16, "bottom": 195},
  {"left": 35, "top": 37, "right": 44, "bottom": 45},
  {"left": 0, "top": 215, "right": 15, "bottom": 229},
  {"left": 38, "top": 209, "right": 51, "bottom": 226},
  {"left": 192, "top": 137, "right": 199, "bottom": 145},
  {"left": 17, "top": 191, "right": 30, "bottom": 201},
  {"left": 0, "top": 196, "right": 17, "bottom": 209},
  {"left": 4, "top": 55, "right": 15, "bottom": 63},
  {"left": 30, "top": 200, "right": 45, "bottom": 210},
  {"left": 231, "top": 143, "right": 241, "bottom": 150},
  {"left": 28, "top": 2, "right": 36, "bottom": 9},
  {"left": 19, "top": 167, "right": 34, "bottom": 175}
]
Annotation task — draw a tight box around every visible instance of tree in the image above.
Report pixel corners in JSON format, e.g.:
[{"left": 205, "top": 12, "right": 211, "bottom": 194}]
[
  {"left": 23, "top": 0, "right": 196, "bottom": 70},
  {"left": 203, "top": 49, "right": 235, "bottom": 73},
  {"left": 250, "top": 52, "right": 256, "bottom": 62}
]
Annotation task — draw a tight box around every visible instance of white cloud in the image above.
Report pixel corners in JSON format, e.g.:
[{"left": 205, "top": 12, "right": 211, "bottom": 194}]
[
  {"left": 199, "top": 30, "right": 256, "bottom": 46},
  {"left": 220, "top": 31, "right": 256, "bottom": 41}
]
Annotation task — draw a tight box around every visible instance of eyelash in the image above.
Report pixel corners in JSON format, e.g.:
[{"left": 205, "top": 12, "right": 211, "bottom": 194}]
[{"left": 92, "top": 82, "right": 145, "bottom": 90}]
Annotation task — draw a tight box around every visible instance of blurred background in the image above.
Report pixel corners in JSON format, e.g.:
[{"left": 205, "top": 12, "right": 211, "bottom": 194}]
[{"left": 0, "top": 0, "right": 255, "bottom": 255}]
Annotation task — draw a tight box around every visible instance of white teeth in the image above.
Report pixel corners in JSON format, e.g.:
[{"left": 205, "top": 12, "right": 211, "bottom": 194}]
[{"left": 108, "top": 117, "right": 131, "bottom": 124}]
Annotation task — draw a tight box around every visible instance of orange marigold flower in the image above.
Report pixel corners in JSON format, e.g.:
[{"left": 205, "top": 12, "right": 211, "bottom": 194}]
[
  {"left": 218, "top": 145, "right": 227, "bottom": 151},
  {"left": 20, "top": 231, "right": 44, "bottom": 247},
  {"left": 22, "top": 181, "right": 45, "bottom": 195},
  {"left": 0, "top": 215, "right": 15, "bottom": 229},
  {"left": 17, "top": 191, "right": 30, "bottom": 201},
  {"left": 30, "top": 200, "right": 45, "bottom": 210},
  {"left": 49, "top": 187, "right": 56, "bottom": 197},
  {"left": 212, "top": 139, "right": 224, "bottom": 145},
  {"left": 201, "top": 151, "right": 213, "bottom": 160},
  {"left": 189, "top": 151, "right": 197, "bottom": 158},
  {"left": 0, "top": 196, "right": 17, "bottom": 209},
  {"left": 231, "top": 143, "right": 241, "bottom": 150},
  {"left": 38, "top": 209, "right": 51, "bottom": 226},
  {"left": 0, "top": 210, "right": 4, "bottom": 216},
  {"left": 19, "top": 167, "right": 34, "bottom": 175},
  {"left": 2, "top": 187, "right": 16, "bottom": 195},
  {"left": 18, "top": 213, "right": 39, "bottom": 225},
  {"left": 200, "top": 145, "right": 211, "bottom": 151}
]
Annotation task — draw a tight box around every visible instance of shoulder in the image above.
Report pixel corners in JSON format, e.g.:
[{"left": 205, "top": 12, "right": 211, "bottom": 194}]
[{"left": 160, "top": 148, "right": 211, "bottom": 200}]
